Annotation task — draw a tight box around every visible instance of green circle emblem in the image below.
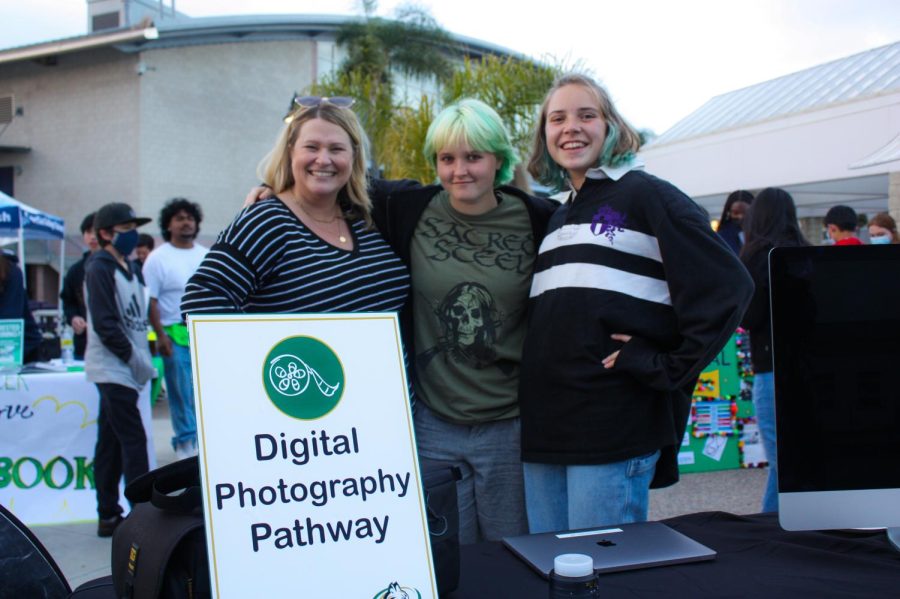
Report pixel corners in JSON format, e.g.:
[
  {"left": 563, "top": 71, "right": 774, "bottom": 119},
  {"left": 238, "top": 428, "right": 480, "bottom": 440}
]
[{"left": 262, "top": 336, "right": 345, "bottom": 419}]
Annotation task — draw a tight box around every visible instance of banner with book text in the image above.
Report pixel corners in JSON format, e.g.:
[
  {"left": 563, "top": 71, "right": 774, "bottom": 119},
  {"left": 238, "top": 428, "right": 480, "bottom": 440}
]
[{"left": 188, "top": 313, "right": 436, "bottom": 598}]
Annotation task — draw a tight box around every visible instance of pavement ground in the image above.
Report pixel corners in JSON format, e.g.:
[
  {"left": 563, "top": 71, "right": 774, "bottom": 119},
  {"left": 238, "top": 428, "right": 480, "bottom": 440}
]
[{"left": 30, "top": 399, "right": 767, "bottom": 590}]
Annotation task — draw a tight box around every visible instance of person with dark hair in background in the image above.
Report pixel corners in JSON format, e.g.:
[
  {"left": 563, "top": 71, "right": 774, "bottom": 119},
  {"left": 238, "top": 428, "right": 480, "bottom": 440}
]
[
  {"left": 716, "top": 190, "right": 753, "bottom": 254},
  {"left": 84, "top": 203, "right": 155, "bottom": 537},
  {"left": 142, "top": 198, "right": 207, "bottom": 459},
  {"left": 133, "top": 233, "right": 155, "bottom": 274},
  {"left": 740, "top": 187, "right": 810, "bottom": 512},
  {"left": 867, "top": 212, "right": 899, "bottom": 245},
  {"left": 824, "top": 204, "right": 861, "bottom": 245},
  {"left": 0, "top": 252, "right": 42, "bottom": 363},
  {"left": 60, "top": 212, "right": 99, "bottom": 359}
]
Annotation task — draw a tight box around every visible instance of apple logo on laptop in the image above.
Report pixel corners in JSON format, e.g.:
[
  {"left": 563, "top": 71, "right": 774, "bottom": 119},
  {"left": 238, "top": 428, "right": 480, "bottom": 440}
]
[{"left": 596, "top": 539, "right": 616, "bottom": 547}]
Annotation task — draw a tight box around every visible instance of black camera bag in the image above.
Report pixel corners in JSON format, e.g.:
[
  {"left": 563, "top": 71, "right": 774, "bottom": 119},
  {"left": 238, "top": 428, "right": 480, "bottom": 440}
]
[{"left": 112, "top": 457, "right": 209, "bottom": 599}]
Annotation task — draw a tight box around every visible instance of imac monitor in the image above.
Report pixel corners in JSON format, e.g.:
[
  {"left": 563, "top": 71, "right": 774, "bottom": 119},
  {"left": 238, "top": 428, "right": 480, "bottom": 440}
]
[{"left": 769, "top": 244, "right": 900, "bottom": 547}]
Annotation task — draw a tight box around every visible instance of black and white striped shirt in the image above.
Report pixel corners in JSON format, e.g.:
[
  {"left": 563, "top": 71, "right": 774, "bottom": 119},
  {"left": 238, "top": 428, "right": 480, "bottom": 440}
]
[
  {"left": 181, "top": 198, "right": 410, "bottom": 316},
  {"left": 519, "top": 169, "right": 753, "bottom": 485}
]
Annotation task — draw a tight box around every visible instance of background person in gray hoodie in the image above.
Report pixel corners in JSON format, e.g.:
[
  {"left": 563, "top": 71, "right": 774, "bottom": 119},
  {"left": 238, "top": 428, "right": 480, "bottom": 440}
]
[{"left": 84, "top": 202, "right": 156, "bottom": 537}]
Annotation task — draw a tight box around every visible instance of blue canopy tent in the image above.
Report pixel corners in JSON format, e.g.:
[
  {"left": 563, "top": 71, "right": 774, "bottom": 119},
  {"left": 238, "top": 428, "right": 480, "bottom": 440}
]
[{"left": 0, "top": 191, "right": 66, "bottom": 309}]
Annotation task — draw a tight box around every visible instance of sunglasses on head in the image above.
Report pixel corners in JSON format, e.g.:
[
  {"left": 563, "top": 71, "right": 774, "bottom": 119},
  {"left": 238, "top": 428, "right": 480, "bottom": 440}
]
[{"left": 293, "top": 96, "right": 356, "bottom": 109}]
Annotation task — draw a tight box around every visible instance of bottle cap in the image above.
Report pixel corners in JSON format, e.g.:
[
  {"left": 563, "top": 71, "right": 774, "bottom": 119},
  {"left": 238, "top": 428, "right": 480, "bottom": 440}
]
[{"left": 553, "top": 553, "right": 594, "bottom": 577}]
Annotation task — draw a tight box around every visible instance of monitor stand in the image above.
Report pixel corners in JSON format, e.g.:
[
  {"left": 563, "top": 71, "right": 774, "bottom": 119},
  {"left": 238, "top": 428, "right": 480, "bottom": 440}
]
[{"left": 888, "top": 528, "right": 900, "bottom": 552}]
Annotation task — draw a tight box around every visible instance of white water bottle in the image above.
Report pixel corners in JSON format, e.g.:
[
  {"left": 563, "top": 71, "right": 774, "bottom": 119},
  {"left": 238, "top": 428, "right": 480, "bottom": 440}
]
[{"left": 60, "top": 325, "right": 74, "bottom": 364}]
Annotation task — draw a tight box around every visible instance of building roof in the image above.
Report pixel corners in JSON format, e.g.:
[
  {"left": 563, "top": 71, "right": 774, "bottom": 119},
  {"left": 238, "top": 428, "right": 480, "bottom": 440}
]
[
  {"left": 0, "top": 14, "right": 520, "bottom": 65},
  {"left": 650, "top": 40, "right": 900, "bottom": 146}
]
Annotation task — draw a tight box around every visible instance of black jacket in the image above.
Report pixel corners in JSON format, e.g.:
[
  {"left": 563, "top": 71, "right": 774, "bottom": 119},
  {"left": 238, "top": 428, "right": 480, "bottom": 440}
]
[
  {"left": 60, "top": 251, "right": 90, "bottom": 358},
  {"left": 519, "top": 171, "right": 754, "bottom": 488},
  {"left": 740, "top": 249, "right": 774, "bottom": 373}
]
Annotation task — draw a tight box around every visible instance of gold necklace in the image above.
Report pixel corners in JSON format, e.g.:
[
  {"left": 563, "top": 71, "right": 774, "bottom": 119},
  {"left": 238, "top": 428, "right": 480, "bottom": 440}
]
[{"left": 294, "top": 196, "right": 348, "bottom": 244}]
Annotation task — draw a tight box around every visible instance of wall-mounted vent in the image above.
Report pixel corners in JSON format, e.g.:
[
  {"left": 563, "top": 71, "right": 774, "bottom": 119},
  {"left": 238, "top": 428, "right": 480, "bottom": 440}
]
[
  {"left": 0, "top": 95, "right": 13, "bottom": 125},
  {"left": 92, "top": 11, "right": 121, "bottom": 31}
]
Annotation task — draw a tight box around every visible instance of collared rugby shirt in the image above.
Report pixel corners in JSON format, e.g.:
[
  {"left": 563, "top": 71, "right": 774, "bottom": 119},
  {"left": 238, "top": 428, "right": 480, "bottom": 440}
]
[{"left": 519, "top": 170, "right": 753, "bottom": 487}]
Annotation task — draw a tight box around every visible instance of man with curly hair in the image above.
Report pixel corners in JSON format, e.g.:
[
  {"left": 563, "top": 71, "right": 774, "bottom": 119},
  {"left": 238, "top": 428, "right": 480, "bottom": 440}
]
[{"left": 142, "top": 198, "right": 207, "bottom": 459}]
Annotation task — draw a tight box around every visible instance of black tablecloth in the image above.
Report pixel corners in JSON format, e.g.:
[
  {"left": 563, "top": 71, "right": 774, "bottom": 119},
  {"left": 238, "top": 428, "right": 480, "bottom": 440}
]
[{"left": 449, "top": 511, "right": 900, "bottom": 598}]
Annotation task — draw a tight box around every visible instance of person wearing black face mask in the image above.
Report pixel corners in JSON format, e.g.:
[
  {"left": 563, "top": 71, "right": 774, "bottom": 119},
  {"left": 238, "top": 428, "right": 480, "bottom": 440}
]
[
  {"left": 716, "top": 190, "right": 753, "bottom": 255},
  {"left": 84, "top": 202, "right": 156, "bottom": 537}
]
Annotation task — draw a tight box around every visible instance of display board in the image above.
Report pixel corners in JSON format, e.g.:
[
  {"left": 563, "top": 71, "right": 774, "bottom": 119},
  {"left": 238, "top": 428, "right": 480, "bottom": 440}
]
[{"left": 679, "top": 330, "right": 762, "bottom": 473}]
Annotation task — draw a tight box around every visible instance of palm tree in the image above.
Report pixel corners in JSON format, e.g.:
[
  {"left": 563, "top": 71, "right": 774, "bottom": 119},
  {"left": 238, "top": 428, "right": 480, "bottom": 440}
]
[
  {"left": 337, "top": 1, "right": 454, "bottom": 86},
  {"left": 306, "top": 4, "right": 566, "bottom": 184},
  {"left": 380, "top": 95, "right": 436, "bottom": 182},
  {"left": 444, "top": 55, "right": 561, "bottom": 168},
  {"left": 309, "top": 1, "right": 455, "bottom": 175}
]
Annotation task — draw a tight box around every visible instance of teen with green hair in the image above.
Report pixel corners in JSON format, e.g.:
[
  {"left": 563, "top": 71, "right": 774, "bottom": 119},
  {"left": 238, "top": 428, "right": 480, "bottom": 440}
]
[
  {"left": 518, "top": 73, "right": 754, "bottom": 532},
  {"left": 373, "top": 98, "right": 556, "bottom": 543},
  {"left": 244, "top": 97, "right": 556, "bottom": 543}
]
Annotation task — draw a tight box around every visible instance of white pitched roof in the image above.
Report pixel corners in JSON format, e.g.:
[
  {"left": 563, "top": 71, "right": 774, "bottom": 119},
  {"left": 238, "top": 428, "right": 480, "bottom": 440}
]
[{"left": 650, "top": 41, "right": 900, "bottom": 146}]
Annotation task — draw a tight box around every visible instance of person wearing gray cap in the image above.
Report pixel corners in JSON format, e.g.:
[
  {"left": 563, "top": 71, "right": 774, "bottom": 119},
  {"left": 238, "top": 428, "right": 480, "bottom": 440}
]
[{"left": 84, "top": 202, "right": 156, "bottom": 537}]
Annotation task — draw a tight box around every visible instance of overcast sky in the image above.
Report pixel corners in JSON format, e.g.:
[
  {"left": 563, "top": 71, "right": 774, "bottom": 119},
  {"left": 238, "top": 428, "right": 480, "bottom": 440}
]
[{"left": 2, "top": 0, "right": 899, "bottom": 133}]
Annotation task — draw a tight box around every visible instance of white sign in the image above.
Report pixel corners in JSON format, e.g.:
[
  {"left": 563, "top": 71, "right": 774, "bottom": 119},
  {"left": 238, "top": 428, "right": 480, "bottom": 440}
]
[
  {"left": 702, "top": 435, "right": 727, "bottom": 462},
  {"left": 0, "top": 371, "right": 154, "bottom": 524},
  {"left": 677, "top": 451, "right": 695, "bottom": 466},
  {"left": 189, "top": 313, "right": 436, "bottom": 599}
]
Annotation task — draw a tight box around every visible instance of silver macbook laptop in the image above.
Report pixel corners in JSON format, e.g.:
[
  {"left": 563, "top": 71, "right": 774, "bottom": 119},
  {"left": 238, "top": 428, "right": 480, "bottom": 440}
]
[{"left": 502, "top": 521, "right": 716, "bottom": 578}]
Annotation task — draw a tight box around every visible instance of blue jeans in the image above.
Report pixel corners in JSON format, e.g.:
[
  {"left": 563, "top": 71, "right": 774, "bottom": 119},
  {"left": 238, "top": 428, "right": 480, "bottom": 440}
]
[
  {"left": 753, "top": 371, "right": 778, "bottom": 512},
  {"left": 523, "top": 451, "right": 659, "bottom": 533},
  {"left": 413, "top": 402, "right": 528, "bottom": 544},
  {"left": 162, "top": 343, "right": 197, "bottom": 449}
]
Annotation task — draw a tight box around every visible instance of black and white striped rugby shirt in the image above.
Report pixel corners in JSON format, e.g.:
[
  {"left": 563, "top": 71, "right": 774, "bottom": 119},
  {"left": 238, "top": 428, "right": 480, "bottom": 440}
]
[{"left": 519, "top": 169, "right": 753, "bottom": 475}]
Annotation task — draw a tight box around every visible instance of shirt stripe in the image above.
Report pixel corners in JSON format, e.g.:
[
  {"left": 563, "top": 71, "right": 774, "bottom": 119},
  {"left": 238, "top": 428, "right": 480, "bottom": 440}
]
[
  {"left": 530, "top": 262, "right": 672, "bottom": 305},
  {"left": 540, "top": 222, "right": 663, "bottom": 263},
  {"left": 181, "top": 199, "right": 410, "bottom": 316}
]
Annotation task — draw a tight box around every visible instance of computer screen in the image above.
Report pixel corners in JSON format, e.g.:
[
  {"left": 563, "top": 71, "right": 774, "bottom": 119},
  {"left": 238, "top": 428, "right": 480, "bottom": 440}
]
[{"left": 769, "top": 244, "right": 900, "bottom": 538}]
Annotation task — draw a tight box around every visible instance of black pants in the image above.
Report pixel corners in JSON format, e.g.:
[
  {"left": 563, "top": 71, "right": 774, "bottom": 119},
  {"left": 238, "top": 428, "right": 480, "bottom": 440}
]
[{"left": 94, "top": 383, "right": 149, "bottom": 519}]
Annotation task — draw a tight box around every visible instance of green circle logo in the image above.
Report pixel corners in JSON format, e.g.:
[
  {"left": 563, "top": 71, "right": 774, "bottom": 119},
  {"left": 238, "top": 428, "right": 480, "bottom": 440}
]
[{"left": 262, "top": 336, "right": 345, "bottom": 419}]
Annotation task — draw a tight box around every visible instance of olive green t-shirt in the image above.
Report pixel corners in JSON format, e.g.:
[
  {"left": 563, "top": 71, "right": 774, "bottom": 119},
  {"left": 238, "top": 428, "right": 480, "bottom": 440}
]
[{"left": 410, "top": 190, "right": 536, "bottom": 423}]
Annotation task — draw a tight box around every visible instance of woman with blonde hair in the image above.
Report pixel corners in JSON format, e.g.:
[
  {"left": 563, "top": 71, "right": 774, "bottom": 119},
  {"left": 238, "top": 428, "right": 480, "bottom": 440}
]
[
  {"left": 182, "top": 97, "right": 410, "bottom": 316},
  {"left": 519, "top": 74, "right": 753, "bottom": 532}
]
